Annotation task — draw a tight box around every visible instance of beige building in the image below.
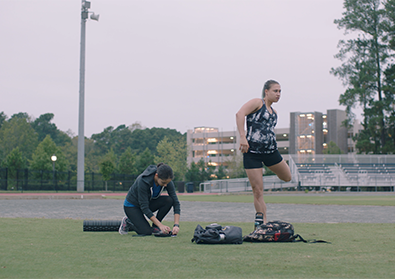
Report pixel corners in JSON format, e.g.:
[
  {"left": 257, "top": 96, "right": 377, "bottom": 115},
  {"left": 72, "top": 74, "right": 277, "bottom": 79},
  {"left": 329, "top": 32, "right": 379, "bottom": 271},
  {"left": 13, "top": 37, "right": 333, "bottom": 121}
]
[
  {"left": 186, "top": 126, "right": 291, "bottom": 168},
  {"left": 186, "top": 127, "right": 239, "bottom": 167}
]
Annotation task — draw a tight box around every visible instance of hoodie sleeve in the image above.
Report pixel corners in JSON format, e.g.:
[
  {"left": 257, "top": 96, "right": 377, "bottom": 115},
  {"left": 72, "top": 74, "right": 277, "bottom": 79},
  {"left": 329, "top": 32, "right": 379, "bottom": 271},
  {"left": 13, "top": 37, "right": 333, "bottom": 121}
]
[{"left": 166, "top": 181, "right": 181, "bottom": 215}]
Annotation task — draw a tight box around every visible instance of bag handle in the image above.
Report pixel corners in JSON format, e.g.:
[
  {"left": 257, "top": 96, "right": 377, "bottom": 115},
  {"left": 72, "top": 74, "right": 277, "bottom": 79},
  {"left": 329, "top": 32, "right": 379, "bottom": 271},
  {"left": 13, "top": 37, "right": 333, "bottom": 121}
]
[{"left": 292, "top": 234, "right": 331, "bottom": 244}]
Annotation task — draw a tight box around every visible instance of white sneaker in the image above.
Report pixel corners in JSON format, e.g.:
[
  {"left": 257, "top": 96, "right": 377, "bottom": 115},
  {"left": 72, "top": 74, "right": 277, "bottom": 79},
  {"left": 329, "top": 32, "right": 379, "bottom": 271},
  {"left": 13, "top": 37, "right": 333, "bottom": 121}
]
[{"left": 119, "top": 216, "right": 128, "bottom": 235}]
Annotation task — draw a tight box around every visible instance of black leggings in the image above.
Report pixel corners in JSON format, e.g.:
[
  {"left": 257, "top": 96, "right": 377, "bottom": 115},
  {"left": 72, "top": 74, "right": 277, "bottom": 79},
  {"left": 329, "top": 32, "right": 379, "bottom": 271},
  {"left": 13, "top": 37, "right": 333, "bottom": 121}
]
[{"left": 123, "top": 195, "right": 173, "bottom": 235}]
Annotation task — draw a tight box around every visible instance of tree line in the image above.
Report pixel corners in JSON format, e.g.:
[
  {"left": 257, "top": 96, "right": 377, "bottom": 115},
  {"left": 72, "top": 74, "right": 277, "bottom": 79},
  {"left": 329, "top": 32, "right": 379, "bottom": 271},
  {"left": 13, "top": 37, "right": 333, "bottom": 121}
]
[{"left": 0, "top": 112, "right": 241, "bottom": 190}]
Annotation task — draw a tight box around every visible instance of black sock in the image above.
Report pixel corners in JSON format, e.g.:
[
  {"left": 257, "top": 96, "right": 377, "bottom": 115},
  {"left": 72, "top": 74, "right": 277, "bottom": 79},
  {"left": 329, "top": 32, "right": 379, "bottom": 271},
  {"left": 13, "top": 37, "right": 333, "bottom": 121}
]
[{"left": 255, "top": 212, "right": 264, "bottom": 227}]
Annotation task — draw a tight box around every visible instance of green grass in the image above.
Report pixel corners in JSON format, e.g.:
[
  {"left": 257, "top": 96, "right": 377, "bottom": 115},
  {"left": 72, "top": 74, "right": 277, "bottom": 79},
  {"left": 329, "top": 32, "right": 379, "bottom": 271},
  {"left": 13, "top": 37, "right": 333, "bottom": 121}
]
[
  {"left": 103, "top": 192, "right": 395, "bottom": 206},
  {"left": 2, "top": 191, "right": 395, "bottom": 206},
  {"left": 0, "top": 218, "right": 394, "bottom": 278},
  {"left": 175, "top": 194, "right": 395, "bottom": 206}
]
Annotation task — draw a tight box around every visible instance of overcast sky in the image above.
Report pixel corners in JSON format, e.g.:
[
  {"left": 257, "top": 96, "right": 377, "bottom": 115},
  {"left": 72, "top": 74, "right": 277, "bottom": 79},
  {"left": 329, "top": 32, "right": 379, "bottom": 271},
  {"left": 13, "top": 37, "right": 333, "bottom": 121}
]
[{"left": 1, "top": 0, "right": 356, "bottom": 137}]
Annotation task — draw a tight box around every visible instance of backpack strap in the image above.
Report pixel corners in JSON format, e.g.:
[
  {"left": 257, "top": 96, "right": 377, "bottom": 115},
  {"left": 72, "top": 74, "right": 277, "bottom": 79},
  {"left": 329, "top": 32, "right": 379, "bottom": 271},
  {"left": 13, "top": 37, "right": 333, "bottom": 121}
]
[{"left": 292, "top": 234, "right": 331, "bottom": 244}]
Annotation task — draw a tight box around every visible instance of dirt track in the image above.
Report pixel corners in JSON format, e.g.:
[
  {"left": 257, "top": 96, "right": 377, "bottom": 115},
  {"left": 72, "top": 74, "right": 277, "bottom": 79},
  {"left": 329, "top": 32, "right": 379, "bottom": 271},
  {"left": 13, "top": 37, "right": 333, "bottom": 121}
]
[{"left": 0, "top": 193, "right": 394, "bottom": 223}]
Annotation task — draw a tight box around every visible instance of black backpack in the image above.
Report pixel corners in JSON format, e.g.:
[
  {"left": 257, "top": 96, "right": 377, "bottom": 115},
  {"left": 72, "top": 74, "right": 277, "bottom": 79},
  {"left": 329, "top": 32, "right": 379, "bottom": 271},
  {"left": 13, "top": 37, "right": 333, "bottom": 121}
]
[
  {"left": 243, "top": 221, "right": 330, "bottom": 243},
  {"left": 191, "top": 223, "right": 243, "bottom": 244}
]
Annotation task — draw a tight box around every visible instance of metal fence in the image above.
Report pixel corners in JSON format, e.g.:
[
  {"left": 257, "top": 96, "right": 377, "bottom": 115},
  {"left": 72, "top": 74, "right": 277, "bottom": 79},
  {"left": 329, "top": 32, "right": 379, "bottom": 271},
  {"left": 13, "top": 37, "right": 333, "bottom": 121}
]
[
  {"left": 0, "top": 168, "right": 137, "bottom": 192},
  {"left": 199, "top": 177, "right": 299, "bottom": 193},
  {"left": 2, "top": 155, "right": 395, "bottom": 193}
]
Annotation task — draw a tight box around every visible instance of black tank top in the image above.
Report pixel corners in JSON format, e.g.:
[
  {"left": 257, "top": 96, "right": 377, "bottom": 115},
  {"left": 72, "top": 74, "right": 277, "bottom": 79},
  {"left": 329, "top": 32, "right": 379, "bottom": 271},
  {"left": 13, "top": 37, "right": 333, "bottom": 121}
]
[{"left": 246, "top": 100, "right": 277, "bottom": 154}]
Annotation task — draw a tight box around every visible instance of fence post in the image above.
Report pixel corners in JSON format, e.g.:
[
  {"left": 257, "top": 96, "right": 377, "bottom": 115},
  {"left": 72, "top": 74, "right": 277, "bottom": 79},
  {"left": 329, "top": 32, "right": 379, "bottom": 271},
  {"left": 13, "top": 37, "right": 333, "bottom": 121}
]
[
  {"left": 16, "top": 169, "right": 19, "bottom": 191},
  {"left": 92, "top": 172, "right": 95, "bottom": 192},
  {"left": 5, "top": 167, "right": 8, "bottom": 191},
  {"left": 24, "top": 168, "right": 28, "bottom": 192},
  {"left": 55, "top": 170, "right": 58, "bottom": 193},
  {"left": 67, "top": 171, "right": 71, "bottom": 191},
  {"left": 40, "top": 170, "right": 43, "bottom": 189}
]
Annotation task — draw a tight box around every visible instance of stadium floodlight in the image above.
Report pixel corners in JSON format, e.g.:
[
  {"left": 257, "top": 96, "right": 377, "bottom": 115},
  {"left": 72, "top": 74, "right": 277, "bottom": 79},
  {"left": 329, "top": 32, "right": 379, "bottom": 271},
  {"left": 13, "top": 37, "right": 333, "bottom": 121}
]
[
  {"left": 77, "top": 0, "right": 99, "bottom": 193},
  {"left": 90, "top": 12, "right": 100, "bottom": 21}
]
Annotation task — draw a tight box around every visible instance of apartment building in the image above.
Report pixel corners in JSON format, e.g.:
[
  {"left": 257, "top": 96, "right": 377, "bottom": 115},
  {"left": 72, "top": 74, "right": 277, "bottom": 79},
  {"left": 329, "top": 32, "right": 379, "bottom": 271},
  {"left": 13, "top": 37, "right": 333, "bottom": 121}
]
[
  {"left": 186, "top": 126, "right": 291, "bottom": 167},
  {"left": 186, "top": 127, "right": 238, "bottom": 167}
]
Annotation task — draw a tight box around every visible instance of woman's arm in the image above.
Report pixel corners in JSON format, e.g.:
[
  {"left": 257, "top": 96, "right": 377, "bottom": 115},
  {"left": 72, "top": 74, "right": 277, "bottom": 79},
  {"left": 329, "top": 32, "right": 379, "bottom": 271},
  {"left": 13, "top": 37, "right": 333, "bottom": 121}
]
[
  {"left": 236, "top": 98, "right": 262, "bottom": 153},
  {"left": 172, "top": 213, "right": 180, "bottom": 235}
]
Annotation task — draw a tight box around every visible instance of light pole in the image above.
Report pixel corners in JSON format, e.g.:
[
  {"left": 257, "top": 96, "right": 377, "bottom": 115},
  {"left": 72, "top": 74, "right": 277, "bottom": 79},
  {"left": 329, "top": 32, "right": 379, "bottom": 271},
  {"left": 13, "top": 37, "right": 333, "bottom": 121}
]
[
  {"left": 77, "top": 1, "right": 99, "bottom": 193},
  {"left": 51, "top": 154, "right": 57, "bottom": 192}
]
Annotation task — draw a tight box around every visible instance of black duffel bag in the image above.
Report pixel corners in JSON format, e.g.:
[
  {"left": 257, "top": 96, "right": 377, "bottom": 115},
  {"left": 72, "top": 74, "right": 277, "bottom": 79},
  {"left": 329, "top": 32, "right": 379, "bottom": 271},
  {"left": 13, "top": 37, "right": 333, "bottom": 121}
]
[{"left": 191, "top": 223, "right": 243, "bottom": 244}]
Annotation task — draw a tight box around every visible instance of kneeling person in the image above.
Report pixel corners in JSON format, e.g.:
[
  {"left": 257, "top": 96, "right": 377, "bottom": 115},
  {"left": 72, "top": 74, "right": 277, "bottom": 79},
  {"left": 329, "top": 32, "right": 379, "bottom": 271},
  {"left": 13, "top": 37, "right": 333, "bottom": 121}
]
[{"left": 119, "top": 163, "right": 180, "bottom": 236}]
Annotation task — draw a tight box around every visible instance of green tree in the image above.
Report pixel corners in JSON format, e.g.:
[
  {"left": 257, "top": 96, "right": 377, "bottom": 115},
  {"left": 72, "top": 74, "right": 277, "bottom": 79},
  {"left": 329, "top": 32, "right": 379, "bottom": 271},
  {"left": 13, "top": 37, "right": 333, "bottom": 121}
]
[
  {"left": 129, "top": 127, "right": 185, "bottom": 156},
  {"left": 31, "top": 113, "right": 71, "bottom": 146},
  {"left": 135, "top": 148, "right": 155, "bottom": 174},
  {"left": 30, "top": 135, "right": 69, "bottom": 180},
  {"left": 10, "top": 112, "right": 29, "bottom": 121},
  {"left": 60, "top": 139, "right": 78, "bottom": 173},
  {"left": 84, "top": 137, "right": 101, "bottom": 173},
  {"left": 118, "top": 147, "right": 137, "bottom": 175},
  {"left": 90, "top": 125, "right": 185, "bottom": 163},
  {"left": 225, "top": 154, "right": 246, "bottom": 179},
  {"left": 185, "top": 161, "right": 201, "bottom": 182},
  {"left": 323, "top": 141, "right": 344, "bottom": 154},
  {"left": 2, "top": 147, "right": 27, "bottom": 189},
  {"left": 91, "top": 125, "right": 134, "bottom": 157},
  {"left": 154, "top": 136, "right": 187, "bottom": 181},
  {"left": 99, "top": 149, "right": 117, "bottom": 191},
  {"left": 382, "top": 1, "right": 395, "bottom": 153},
  {"left": 331, "top": 0, "right": 393, "bottom": 153},
  {"left": 382, "top": 65, "right": 395, "bottom": 153},
  {"left": 215, "top": 165, "right": 227, "bottom": 180},
  {"left": 0, "top": 117, "right": 39, "bottom": 162},
  {"left": 0, "top": 112, "right": 6, "bottom": 130},
  {"left": 185, "top": 158, "right": 214, "bottom": 182}
]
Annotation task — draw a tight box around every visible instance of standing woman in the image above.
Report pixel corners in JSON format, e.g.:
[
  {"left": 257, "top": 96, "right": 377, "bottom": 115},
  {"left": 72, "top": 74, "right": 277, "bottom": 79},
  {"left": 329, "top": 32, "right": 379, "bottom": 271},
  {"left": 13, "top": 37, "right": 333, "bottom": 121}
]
[
  {"left": 119, "top": 163, "right": 180, "bottom": 236},
  {"left": 236, "top": 80, "right": 292, "bottom": 230}
]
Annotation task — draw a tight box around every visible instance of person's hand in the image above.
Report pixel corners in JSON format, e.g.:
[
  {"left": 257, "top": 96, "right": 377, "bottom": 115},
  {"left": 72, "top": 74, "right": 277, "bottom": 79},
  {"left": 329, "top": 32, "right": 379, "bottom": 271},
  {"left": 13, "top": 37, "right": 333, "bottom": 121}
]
[
  {"left": 172, "top": 225, "right": 179, "bottom": 235},
  {"left": 239, "top": 137, "right": 249, "bottom": 153},
  {"left": 159, "top": 224, "right": 171, "bottom": 234}
]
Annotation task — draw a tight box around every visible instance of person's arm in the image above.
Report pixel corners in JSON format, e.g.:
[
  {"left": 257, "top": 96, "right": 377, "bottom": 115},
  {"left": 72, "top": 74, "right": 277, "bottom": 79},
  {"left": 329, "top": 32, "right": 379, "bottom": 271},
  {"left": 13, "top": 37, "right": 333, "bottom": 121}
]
[
  {"left": 166, "top": 181, "right": 181, "bottom": 235},
  {"left": 172, "top": 213, "right": 180, "bottom": 235},
  {"left": 236, "top": 98, "right": 262, "bottom": 153}
]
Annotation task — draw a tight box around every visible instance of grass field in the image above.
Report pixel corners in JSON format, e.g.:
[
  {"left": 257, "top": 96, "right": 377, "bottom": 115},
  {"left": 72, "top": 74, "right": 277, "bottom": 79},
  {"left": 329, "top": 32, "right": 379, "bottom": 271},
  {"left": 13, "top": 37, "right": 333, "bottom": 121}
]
[
  {"left": 1, "top": 193, "right": 394, "bottom": 278},
  {"left": 1, "top": 190, "right": 395, "bottom": 206},
  {"left": 102, "top": 192, "right": 395, "bottom": 206},
  {"left": 0, "top": 218, "right": 394, "bottom": 279},
  {"left": 176, "top": 193, "right": 395, "bottom": 206}
]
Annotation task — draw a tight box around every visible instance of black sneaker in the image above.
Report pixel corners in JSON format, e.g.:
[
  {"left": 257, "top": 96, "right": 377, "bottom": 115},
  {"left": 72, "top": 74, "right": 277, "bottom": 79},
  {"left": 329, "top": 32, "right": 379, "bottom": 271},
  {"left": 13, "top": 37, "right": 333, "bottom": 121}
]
[{"left": 153, "top": 230, "right": 172, "bottom": 237}]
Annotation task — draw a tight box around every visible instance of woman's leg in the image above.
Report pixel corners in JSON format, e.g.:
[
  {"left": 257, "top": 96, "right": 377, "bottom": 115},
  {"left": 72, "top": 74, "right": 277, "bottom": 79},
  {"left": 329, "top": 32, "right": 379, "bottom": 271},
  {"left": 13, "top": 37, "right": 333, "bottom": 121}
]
[
  {"left": 268, "top": 160, "right": 292, "bottom": 182},
  {"left": 124, "top": 206, "right": 152, "bottom": 235},
  {"left": 245, "top": 168, "right": 267, "bottom": 224},
  {"left": 149, "top": 196, "right": 173, "bottom": 222}
]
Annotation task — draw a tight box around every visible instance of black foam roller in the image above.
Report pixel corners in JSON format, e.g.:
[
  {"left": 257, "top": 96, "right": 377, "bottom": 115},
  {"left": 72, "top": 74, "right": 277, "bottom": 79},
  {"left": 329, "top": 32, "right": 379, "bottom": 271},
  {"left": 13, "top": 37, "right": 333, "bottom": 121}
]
[{"left": 83, "top": 220, "right": 122, "bottom": 232}]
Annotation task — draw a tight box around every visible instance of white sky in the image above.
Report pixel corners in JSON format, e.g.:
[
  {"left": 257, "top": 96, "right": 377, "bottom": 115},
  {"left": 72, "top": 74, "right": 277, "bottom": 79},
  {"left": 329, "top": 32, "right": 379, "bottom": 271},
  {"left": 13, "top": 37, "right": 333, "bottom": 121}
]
[{"left": 1, "top": 0, "right": 357, "bottom": 137}]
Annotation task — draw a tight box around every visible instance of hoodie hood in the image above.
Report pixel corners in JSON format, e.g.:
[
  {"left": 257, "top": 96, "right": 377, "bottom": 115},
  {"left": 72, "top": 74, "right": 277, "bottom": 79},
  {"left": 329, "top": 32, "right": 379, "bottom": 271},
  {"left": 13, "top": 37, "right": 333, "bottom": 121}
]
[{"left": 141, "top": 165, "right": 157, "bottom": 180}]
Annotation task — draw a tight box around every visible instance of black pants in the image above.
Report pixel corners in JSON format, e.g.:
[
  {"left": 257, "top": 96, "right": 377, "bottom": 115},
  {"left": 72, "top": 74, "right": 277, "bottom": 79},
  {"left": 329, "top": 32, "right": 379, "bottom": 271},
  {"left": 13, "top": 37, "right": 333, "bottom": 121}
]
[{"left": 123, "top": 195, "right": 173, "bottom": 235}]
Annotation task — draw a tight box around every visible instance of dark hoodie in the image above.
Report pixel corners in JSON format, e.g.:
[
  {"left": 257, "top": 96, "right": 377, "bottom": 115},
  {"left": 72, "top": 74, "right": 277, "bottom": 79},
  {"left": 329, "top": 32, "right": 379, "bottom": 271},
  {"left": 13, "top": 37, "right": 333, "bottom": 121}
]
[{"left": 125, "top": 165, "right": 181, "bottom": 219}]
